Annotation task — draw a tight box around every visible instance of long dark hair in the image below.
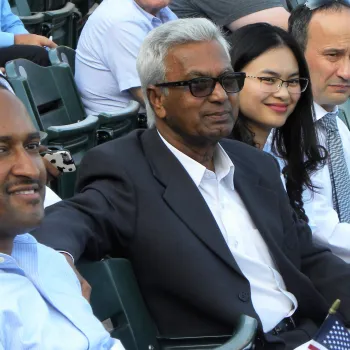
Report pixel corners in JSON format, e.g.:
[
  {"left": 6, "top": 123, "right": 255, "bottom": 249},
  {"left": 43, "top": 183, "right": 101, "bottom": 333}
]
[{"left": 228, "top": 23, "right": 327, "bottom": 222}]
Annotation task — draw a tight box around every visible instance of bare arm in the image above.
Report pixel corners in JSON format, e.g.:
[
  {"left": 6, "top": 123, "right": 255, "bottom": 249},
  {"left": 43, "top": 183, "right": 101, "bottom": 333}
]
[
  {"left": 129, "top": 87, "right": 145, "bottom": 107},
  {"left": 14, "top": 34, "right": 57, "bottom": 48},
  {"left": 227, "top": 7, "right": 290, "bottom": 31}
]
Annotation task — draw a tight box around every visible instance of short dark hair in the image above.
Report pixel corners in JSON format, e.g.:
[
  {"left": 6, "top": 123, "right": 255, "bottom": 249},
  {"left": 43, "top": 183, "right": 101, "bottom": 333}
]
[
  {"left": 289, "top": 1, "right": 350, "bottom": 52},
  {"left": 227, "top": 23, "right": 327, "bottom": 222}
]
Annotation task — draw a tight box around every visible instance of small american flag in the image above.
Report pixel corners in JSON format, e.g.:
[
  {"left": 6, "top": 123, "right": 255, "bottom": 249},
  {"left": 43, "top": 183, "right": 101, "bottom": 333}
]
[{"left": 308, "top": 313, "right": 350, "bottom": 350}]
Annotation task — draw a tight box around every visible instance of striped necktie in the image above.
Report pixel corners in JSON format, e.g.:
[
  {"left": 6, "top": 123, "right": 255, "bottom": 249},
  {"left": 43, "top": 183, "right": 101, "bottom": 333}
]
[{"left": 319, "top": 112, "right": 350, "bottom": 223}]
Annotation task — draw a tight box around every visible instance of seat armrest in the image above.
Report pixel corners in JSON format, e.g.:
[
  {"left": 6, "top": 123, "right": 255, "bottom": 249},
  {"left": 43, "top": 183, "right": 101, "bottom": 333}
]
[
  {"left": 216, "top": 315, "right": 257, "bottom": 350},
  {"left": 19, "top": 12, "right": 45, "bottom": 25},
  {"left": 158, "top": 315, "right": 257, "bottom": 350},
  {"left": 97, "top": 101, "right": 140, "bottom": 125},
  {"left": 47, "top": 115, "right": 98, "bottom": 139},
  {"left": 43, "top": 2, "right": 75, "bottom": 20}
]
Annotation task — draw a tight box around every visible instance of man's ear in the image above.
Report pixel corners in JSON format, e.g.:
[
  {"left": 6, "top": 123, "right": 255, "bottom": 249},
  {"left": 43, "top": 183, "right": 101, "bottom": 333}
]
[{"left": 147, "top": 85, "right": 167, "bottom": 119}]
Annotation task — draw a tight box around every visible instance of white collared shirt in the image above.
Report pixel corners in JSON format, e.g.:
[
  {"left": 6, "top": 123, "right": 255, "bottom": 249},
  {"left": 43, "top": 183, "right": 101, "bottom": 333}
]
[
  {"left": 158, "top": 132, "right": 297, "bottom": 332},
  {"left": 302, "top": 102, "right": 350, "bottom": 263}
]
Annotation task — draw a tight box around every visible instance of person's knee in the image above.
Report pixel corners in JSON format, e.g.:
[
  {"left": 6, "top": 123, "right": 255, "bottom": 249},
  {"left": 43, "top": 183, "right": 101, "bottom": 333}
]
[
  {"left": 26, "top": 46, "right": 50, "bottom": 67},
  {"left": 0, "top": 45, "right": 51, "bottom": 67}
]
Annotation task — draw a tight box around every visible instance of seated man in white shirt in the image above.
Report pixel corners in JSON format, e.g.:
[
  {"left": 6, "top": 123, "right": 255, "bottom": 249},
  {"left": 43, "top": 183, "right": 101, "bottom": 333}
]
[
  {"left": 0, "top": 87, "right": 124, "bottom": 349},
  {"left": 289, "top": 1, "right": 350, "bottom": 262},
  {"left": 75, "top": 0, "right": 177, "bottom": 115}
]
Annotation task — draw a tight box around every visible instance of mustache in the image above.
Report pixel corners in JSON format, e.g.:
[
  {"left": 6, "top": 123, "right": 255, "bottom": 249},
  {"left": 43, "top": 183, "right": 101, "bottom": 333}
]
[{"left": 5, "top": 178, "right": 43, "bottom": 193}]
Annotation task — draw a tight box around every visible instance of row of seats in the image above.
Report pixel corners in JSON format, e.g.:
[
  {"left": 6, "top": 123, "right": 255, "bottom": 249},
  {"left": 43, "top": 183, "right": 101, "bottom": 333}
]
[
  {"left": 9, "top": 0, "right": 85, "bottom": 47},
  {"left": 5, "top": 47, "right": 140, "bottom": 198}
]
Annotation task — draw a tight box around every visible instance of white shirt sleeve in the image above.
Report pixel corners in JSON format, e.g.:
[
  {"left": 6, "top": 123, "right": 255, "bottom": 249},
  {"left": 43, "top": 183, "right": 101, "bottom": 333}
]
[
  {"left": 101, "top": 21, "right": 146, "bottom": 92},
  {"left": 44, "top": 187, "right": 61, "bottom": 208},
  {"left": 303, "top": 166, "right": 350, "bottom": 263}
]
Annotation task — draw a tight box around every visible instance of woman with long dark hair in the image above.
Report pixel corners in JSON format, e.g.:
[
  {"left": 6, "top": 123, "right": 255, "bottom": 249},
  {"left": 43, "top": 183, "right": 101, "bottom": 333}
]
[{"left": 228, "top": 23, "right": 326, "bottom": 222}]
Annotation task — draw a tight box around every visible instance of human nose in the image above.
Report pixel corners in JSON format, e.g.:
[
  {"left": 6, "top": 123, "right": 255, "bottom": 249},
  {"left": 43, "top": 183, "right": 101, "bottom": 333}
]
[
  {"left": 11, "top": 148, "right": 41, "bottom": 179},
  {"left": 337, "top": 58, "right": 350, "bottom": 81},
  {"left": 209, "top": 80, "right": 229, "bottom": 102},
  {"left": 273, "top": 81, "right": 290, "bottom": 99}
]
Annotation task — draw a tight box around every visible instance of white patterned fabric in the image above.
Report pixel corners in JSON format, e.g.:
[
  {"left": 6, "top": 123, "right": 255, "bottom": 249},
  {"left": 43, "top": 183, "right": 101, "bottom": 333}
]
[{"left": 319, "top": 112, "right": 350, "bottom": 223}]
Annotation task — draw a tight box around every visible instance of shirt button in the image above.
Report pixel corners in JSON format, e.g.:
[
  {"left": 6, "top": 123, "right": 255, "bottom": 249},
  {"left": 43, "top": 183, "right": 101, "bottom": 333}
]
[
  {"left": 238, "top": 291, "right": 250, "bottom": 302},
  {"left": 0, "top": 257, "right": 5, "bottom": 263}
]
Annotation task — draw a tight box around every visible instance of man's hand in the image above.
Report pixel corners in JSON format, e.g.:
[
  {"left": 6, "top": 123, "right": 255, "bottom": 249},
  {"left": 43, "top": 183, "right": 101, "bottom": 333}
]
[
  {"left": 39, "top": 145, "right": 61, "bottom": 183},
  {"left": 61, "top": 252, "right": 92, "bottom": 302},
  {"left": 14, "top": 34, "right": 57, "bottom": 48}
]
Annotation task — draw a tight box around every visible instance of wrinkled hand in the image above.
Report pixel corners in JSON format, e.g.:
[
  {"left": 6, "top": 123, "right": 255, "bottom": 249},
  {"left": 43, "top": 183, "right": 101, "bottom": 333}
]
[
  {"left": 14, "top": 34, "right": 57, "bottom": 48},
  {"left": 39, "top": 145, "right": 61, "bottom": 183},
  {"left": 61, "top": 252, "right": 92, "bottom": 302}
]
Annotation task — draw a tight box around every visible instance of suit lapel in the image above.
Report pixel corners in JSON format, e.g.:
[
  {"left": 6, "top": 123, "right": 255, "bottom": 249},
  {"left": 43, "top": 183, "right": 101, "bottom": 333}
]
[
  {"left": 226, "top": 146, "right": 285, "bottom": 260},
  {"left": 142, "top": 130, "right": 284, "bottom": 274},
  {"left": 141, "top": 129, "right": 240, "bottom": 273}
]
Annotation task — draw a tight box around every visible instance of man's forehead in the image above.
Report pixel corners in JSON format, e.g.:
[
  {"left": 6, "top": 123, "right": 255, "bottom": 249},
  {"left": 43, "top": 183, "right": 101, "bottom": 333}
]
[
  {"left": 165, "top": 40, "right": 232, "bottom": 78},
  {"left": 308, "top": 9, "right": 350, "bottom": 46},
  {"left": 0, "top": 91, "right": 36, "bottom": 136}
]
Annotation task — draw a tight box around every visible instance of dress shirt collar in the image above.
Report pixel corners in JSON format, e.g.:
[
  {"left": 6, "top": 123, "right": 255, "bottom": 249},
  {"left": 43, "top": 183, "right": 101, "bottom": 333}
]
[
  {"left": 314, "top": 102, "right": 338, "bottom": 122},
  {"left": 157, "top": 131, "right": 235, "bottom": 190}
]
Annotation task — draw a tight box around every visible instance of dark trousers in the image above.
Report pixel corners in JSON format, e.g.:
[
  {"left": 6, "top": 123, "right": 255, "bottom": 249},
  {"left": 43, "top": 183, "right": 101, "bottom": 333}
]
[{"left": 0, "top": 45, "right": 50, "bottom": 67}]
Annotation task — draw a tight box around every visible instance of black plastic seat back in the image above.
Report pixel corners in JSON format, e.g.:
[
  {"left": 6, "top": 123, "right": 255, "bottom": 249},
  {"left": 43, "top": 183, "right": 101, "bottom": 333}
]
[
  {"left": 6, "top": 59, "right": 86, "bottom": 130},
  {"left": 77, "top": 259, "right": 159, "bottom": 350}
]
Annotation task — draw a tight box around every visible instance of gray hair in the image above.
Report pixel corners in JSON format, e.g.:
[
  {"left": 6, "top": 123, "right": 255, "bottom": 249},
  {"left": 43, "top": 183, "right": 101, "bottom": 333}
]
[{"left": 136, "top": 18, "right": 230, "bottom": 128}]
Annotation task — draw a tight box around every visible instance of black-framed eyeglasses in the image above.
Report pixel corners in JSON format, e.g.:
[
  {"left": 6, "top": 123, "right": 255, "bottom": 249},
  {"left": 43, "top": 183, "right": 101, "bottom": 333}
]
[
  {"left": 246, "top": 76, "right": 309, "bottom": 94},
  {"left": 154, "top": 72, "right": 246, "bottom": 98},
  {"left": 305, "top": 0, "right": 350, "bottom": 10}
]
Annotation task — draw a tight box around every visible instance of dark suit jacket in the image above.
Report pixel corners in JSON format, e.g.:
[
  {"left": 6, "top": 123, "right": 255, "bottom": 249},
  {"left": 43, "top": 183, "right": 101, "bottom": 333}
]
[{"left": 33, "top": 128, "right": 350, "bottom": 349}]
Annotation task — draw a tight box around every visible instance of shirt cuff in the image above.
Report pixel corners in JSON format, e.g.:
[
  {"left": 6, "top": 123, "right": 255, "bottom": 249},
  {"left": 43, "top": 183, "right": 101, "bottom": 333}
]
[
  {"left": 0, "top": 32, "right": 15, "bottom": 48},
  {"left": 58, "top": 251, "right": 75, "bottom": 264}
]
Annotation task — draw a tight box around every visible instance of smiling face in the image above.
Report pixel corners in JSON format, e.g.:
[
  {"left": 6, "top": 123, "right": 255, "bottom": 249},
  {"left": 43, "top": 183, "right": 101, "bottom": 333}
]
[
  {"left": 239, "top": 46, "right": 301, "bottom": 132},
  {"left": 0, "top": 90, "right": 46, "bottom": 239},
  {"left": 150, "top": 40, "right": 239, "bottom": 147},
  {"left": 305, "top": 8, "right": 350, "bottom": 111}
]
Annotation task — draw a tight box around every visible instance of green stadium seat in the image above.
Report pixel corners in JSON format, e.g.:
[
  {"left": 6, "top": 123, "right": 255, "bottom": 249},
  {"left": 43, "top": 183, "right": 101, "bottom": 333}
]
[
  {"left": 11, "top": 0, "right": 81, "bottom": 47},
  {"left": 49, "top": 46, "right": 140, "bottom": 143},
  {"left": 9, "top": 0, "right": 45, "bottom": 34},
  {"left": 5, "top": 58, "right": 99, "bottom": 198},
  {"left": 49, "top": 45, "right": 76, "bottom": 73},
  {"left": 77, "top": 258, "right": 258, "bottom": 350}
]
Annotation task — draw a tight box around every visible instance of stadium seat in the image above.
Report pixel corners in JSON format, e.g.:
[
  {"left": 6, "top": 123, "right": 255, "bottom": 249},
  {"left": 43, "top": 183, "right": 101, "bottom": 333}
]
[
  {"left": 11, "top": 0, "right": 81, "bottom": 47},
  {"left": 49, "top": 45, "right": 76, "bottom": 73},
  {"left": 49, "top": 46, "right": 140, "bottom": 143},
  {"left": 9, "top": 0, "right": 45, "bottom": 35},
  {"left": 77, "top": 258, "right": 258, "bottom": 350},
  {"left": 5, "top": 58, "right": 99, "bottom": 198}
]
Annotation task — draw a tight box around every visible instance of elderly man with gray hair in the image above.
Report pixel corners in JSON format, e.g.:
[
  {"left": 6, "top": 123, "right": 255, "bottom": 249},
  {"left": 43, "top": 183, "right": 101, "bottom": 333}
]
[{"left": 33, "top": 18, "right": 350, "bottom": 349}]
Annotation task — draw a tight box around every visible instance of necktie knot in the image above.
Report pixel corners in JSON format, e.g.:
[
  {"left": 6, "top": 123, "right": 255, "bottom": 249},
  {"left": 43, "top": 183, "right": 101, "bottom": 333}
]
[{"left": 320, "top": 112, "right": 339, "bottom": 132}]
